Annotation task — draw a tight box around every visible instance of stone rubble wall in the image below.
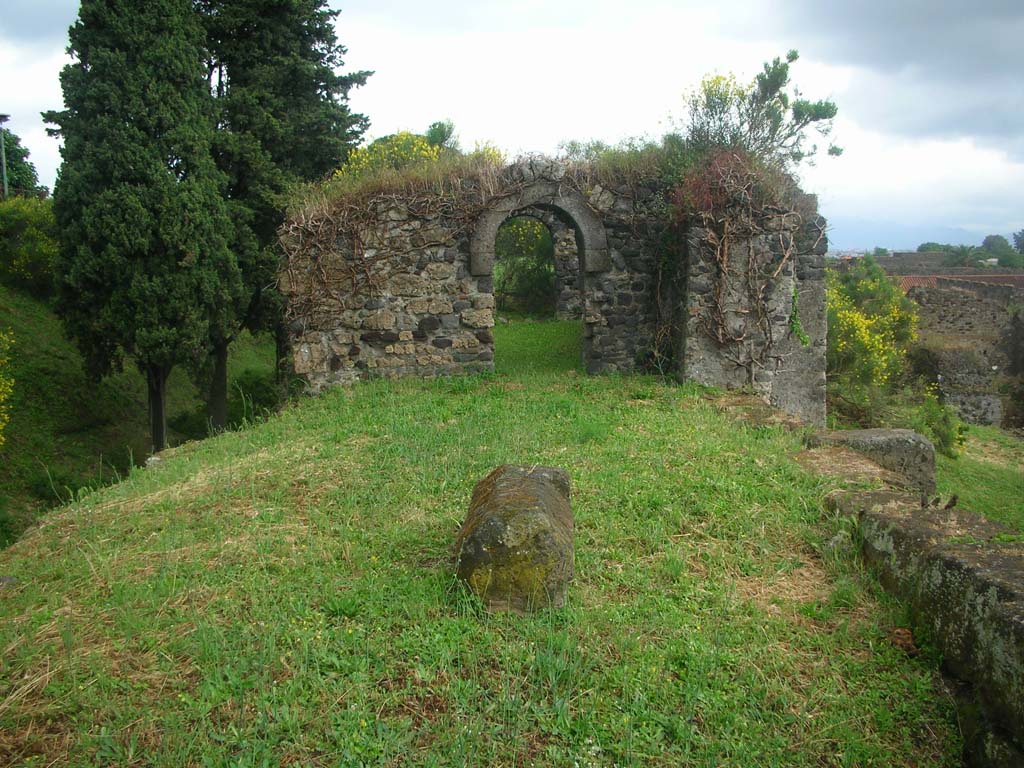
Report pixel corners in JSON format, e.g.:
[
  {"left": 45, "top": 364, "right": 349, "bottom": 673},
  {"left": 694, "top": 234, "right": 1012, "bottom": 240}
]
[
  {"left": 681, "top": 211, "right": 828, "bottom": 425},
  {"left": 579, "top": 183, "right": 664, "bottom": 374},
  {"left": 829, "top": 490, "right": 1024, "bottom": 768},
  {"left": 280, "top": 162, "right": 828, "bottom": 425},
  {"left": 934, "top": 277, "right": 1024, "bottom": 308},
  {"left": 907, "top": 285, "right": 1014, "bottom": 426},
  {"left": 279, "top": 206, "right": 496, "bottom": 391},
  {"left": 909, "top": 285, "right": 1012, "bottom": 341}
]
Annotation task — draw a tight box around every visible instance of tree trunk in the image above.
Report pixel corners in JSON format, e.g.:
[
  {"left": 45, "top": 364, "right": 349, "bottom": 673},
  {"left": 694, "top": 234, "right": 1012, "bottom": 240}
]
[
  {"left": 208, "top": 339, "right": 229, "bottom": 432},
  {"left": 146, "top": 364, "right": 170, "bottom": 454}
]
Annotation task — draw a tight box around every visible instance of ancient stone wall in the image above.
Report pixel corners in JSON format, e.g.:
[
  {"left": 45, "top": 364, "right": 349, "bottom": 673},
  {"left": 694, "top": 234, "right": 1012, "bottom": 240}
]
[
  {"left": 880, "top": 252, "right": 1022, "bottom": 276},
  {"left": 280, "top": 203, "right": 496, "bottom": 389},
  {"left": 280, "top": 160, "right": 828, "bottom": 425},
  {"left": 680, "top": 207, "right": 828, "bottom": 425},
  {"left": 830, "top": 490, "right": 1024, "bottom": 768},
  {"left": 907, "top": 285, "right": 1015, "bottom": 425},
  {"left": 935, "top": 276, "right": 1024, "bottom": 308},
  {"left": 909, "top": 285, "right": 1011, "bottom": 341}
]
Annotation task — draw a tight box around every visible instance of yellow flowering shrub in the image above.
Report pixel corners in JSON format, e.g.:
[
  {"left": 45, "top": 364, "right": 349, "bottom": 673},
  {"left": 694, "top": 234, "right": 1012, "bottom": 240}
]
[
  {"left": 826, "top": 259, "right": 917, "bottom": 386},
  {"left": 0, "top": 329, "right": 13, "bottom": 449},
  {"left": 335, "top": 132, "right": 441, "bottom": 180}
]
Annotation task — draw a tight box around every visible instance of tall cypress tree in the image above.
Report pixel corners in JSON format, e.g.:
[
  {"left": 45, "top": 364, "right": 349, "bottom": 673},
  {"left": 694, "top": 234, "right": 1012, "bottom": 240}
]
[
  {"left": 199, "top": 0, "right": 370, "bottom": 428},
  {"left": 45, "top": 0, "right": 241, "bottom": 452}
]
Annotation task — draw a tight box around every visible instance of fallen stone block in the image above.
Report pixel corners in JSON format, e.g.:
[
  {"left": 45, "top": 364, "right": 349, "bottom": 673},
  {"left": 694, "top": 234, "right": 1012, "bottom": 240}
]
[
  {"left": 455, "top": 465, "right": 574, "bottom": 613},
  {"left": 808, "top": 428, "right": 935, "bottom": 494}
]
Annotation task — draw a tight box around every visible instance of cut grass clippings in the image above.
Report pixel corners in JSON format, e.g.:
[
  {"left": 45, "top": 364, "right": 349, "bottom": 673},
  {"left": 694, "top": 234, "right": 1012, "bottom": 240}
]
[{"left": 0, "top": 320, "right": 965, "bottom": 766}]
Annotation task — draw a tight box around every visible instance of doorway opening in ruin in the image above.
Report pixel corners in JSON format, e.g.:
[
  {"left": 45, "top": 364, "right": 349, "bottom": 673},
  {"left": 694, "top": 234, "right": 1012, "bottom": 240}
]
[
  {"left": 469, "top": 181, "right": 609, "bottom": 375},
  {"left": 491, "top": 209, "right": 585, "bottom": 374},
  {"left": 494, "top": 216, "right": 557, "bottom": 317},
  {"left": 493, "top": 208, "right": 585, "bottom": 321}
]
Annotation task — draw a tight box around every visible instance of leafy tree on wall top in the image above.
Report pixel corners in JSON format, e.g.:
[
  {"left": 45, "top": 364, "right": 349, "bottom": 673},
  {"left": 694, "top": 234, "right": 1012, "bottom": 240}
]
[
  {"left": 199, "top": 0, "right": 371, "bottom": 429},
  {"left": 425, "top": 119, "right": 460, "bottom": 153},
  {"left": 1014, "top": 229, "right": 1024, "bottom": 255},
  {"left": 45, "top": 0, "right": 240, "bottom": 452},
  {"left": 677, "top": 50, "right": 840, "bottom": 175}
]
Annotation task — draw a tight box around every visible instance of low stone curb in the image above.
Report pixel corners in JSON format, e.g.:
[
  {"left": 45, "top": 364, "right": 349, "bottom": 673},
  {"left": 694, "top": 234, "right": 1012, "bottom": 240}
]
[{"left": 828, "top": 490, "right": 1024, "bottom": 767}]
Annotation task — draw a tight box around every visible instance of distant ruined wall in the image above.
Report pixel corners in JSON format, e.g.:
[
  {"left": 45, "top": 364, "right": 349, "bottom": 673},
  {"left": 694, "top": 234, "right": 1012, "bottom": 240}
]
[
  {"left": 877, "top": 252, "right": 1021, "bottom": 277},
  {"left": 934, "top": 276, "right": 1024, "bottom": 308},
  {"left": 907, "top": 285, "right": 1016, "bottom": 426},
  {"left": 280, "top": 160, "right": 828, "bottom": 425},
  {"left": 909, "top": 285, "right": 1012, "bottom": 341}
]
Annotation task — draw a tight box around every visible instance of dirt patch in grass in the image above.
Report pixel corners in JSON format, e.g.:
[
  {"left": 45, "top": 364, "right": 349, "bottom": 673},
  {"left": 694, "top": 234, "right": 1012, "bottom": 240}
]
[
  {"left": 709, "top": 392, "right": 809, "bottom": 429},
  {"left": 733, "top": 556, "right": 831, "bottom": 615}
]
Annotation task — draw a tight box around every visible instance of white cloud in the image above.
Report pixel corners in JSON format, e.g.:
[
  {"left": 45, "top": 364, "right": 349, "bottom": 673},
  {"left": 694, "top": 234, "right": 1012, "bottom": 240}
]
[
  {"left": 3, "top": 0, "right": 1022, "bottom": 246},
  {"left": 0, "top": 41, "right": 68, "bottom": 190}
]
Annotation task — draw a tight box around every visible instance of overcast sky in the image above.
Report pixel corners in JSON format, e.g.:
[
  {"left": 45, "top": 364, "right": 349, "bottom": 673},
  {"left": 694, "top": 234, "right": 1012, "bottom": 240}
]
[{"left": 2, "top": 0, "right": 1021, "bottom": 250}]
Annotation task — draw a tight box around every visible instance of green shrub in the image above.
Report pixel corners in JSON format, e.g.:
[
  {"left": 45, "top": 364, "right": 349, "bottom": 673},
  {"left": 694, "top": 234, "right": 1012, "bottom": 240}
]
[
  {"left": 0, "top": 196, "right": 58, "bottom": 298},
  {"left": 908, "top": 385, "right": 967, "bottom": 458},
  {"left": 494, "top": 217, "right": 556, "bottom": 316}
]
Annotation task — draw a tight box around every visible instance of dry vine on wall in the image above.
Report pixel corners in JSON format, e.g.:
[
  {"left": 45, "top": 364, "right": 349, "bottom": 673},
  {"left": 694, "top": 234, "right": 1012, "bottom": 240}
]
[
  {"left": 279, "top": 164, "right": 521, "bottom": 330},
  {"left": 676, "top": 150, "right": 820, "bottom": 381}
]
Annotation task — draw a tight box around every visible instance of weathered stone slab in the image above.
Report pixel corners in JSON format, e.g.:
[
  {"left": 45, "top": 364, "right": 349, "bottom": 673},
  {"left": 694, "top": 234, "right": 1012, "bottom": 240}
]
[
  {"left": 829, "top": 490, "right": 1024, "bottom": 766},
  {"left": 455, "top": 465, "right": 573, "bottom": 613},
  {"left": 809, "top": 429, "right": 935, "bottom": 494}
]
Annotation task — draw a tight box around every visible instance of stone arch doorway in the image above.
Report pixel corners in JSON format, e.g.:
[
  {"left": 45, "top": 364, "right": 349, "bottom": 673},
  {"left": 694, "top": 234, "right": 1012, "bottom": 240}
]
[
  {"left": 501, "top": 206, "right": 584, "bottom": 320},
  {"left": 470, "top": 181, "right": 610, "bottom": 362},
  {"left": 469, "top": 182, "right": 610, "bottom": 276}
]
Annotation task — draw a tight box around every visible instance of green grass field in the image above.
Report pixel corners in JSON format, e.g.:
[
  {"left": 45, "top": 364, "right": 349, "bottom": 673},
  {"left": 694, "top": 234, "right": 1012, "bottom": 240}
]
[
  {"left": 0, "top": 319, "right": 971, "bottom": 766},
  {"left": 936, "top": 425, "right": 1024, "bottom": 531}
]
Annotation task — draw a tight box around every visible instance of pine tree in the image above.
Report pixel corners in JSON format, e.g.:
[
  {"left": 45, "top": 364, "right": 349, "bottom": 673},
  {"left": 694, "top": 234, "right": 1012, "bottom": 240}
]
[
  {"left": 45, "top": 0, "right": 241, "bottom": 452},
  {"left": 199, "top": 0, "right": 370, "bottom": 428}
]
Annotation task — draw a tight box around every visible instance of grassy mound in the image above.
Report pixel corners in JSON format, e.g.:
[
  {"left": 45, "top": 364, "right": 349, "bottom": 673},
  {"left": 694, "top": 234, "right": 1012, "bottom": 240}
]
[
  {"left": 0, "top": 285, "right": 275, "bottom": 543},
  {"left": 0, "top": 321, "right": 965, "bottom": 765}
]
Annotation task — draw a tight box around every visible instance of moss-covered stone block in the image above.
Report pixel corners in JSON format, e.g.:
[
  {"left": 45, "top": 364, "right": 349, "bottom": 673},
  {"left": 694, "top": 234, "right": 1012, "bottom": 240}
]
[{"left": 455, "top": 465, "right": 574, "bottom": 613}]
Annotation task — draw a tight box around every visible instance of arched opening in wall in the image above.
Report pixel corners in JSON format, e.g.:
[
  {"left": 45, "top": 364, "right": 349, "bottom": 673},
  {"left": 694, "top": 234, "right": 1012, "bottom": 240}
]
[
  {"left": 494, "top": 216, "right": 557, "bottom": 318},
  {"left": 492, "top": 212, "right": 584, "bottom": 373}
]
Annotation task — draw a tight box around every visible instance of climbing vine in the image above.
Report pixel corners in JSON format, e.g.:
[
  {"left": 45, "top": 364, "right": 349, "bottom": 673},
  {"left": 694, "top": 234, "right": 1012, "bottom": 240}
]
[
  {"left": 280, "top": 153, "right": 610, "bottom": 330},
  {"left": 671, "top": 149, "right": 820, "bottom": 378}
]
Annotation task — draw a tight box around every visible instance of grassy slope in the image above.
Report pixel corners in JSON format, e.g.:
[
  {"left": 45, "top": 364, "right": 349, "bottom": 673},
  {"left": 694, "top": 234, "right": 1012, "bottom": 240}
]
[
  {"left": 0, "top": 285, "right": 274, "bottom": 540},
  {"left": 0, "top": 320, "right": 965, "bottom": 766},
  {"left": 936, "top": 425, "right": 1023, "bottom": 531}
]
